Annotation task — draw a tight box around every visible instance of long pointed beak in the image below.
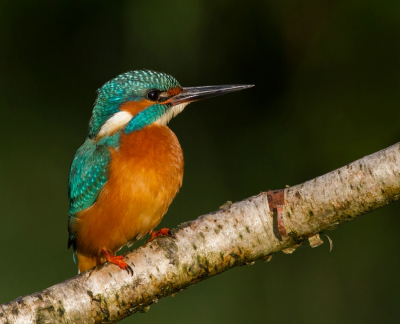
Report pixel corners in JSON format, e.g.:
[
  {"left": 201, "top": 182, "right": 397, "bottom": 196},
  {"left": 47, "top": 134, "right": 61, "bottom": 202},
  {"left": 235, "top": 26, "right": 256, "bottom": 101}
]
[{"left": 169, "top": 84, "right": 254, "bottom": 106}]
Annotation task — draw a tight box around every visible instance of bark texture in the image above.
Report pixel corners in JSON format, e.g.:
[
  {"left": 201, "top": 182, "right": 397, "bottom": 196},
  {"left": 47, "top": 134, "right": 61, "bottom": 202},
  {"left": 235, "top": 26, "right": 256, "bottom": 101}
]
[{"left": 1, "top": 143, "right": 400, "bottom": 324}]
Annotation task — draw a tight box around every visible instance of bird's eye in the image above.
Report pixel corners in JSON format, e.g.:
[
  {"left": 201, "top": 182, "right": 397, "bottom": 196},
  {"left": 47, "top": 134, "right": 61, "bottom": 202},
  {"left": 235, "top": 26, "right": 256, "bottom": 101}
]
[{"left": 146, "top": 90, "right": 161, "bottom": 101}]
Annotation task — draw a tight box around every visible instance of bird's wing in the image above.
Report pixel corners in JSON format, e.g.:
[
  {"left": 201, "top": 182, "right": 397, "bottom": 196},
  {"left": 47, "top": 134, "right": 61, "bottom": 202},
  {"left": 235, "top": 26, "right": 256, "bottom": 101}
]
[{"left": 68, "top": 138, "right": 111, "bottom": 247}]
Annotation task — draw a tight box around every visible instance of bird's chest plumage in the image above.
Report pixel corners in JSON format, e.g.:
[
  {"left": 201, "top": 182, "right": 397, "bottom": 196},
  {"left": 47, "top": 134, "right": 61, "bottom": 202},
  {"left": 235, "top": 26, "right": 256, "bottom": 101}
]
[{"left": 74, "top": 125, "right": 183, "bottom": 255}]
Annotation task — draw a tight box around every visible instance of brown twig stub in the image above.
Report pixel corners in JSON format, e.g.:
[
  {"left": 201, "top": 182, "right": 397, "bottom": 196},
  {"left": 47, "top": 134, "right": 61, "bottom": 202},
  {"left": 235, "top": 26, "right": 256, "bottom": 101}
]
[
  {"left": 267, "top": 189, "right": 288, "bottom": 239},
  {"left": 267, "top": 189, "right": 285, "bottom": 210},
  {"left": 1, "top": 143, "right": 400, "bottom": 323},
  {"left": 276, "top": 205, "right": 287, "bottom": 237}
]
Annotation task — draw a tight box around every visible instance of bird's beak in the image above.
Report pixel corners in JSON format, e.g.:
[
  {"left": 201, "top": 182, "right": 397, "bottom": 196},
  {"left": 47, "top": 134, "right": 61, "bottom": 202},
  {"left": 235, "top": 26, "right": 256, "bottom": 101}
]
[{"left": 168, "top": 84, "right": 254, "bottom": 106}]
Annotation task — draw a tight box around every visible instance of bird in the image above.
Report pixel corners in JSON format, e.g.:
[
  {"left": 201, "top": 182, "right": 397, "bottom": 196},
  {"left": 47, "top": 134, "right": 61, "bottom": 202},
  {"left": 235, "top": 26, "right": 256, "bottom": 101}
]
[{"left": 68, "top": 70, "right": 253, "bottom": 274}]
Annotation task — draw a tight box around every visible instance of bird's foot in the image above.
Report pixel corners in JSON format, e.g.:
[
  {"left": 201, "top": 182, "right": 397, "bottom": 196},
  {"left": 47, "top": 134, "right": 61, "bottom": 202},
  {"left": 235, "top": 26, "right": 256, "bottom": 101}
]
[
  {"left": 101, "top": 249, "right": 133, "bottom": 276},
  {"left": 148, "top": 228, "right": 175, "bottom": 242}
]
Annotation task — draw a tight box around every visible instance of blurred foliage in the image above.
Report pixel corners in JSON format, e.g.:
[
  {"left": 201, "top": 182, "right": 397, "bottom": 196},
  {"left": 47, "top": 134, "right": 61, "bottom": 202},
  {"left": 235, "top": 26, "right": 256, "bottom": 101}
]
[{"left": 1, "top": 0, "right": 400, "bottom": 323}]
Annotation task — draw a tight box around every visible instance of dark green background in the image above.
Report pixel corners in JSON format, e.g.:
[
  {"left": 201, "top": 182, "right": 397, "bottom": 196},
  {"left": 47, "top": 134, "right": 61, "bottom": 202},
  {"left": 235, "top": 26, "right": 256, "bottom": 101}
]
[{"left": 1, "top": 1, "right": 400, "bottom": 323}]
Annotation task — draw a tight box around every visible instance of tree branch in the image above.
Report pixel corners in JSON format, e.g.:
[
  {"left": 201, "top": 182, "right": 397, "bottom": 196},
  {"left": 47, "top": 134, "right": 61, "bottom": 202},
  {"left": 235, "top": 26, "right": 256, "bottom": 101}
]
[{"left": 1, "top": 143, "right": 400, "bottom": 324}]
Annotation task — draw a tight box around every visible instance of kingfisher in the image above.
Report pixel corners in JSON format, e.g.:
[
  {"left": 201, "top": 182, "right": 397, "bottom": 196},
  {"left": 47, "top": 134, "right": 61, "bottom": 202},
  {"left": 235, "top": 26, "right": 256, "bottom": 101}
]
[{"left": 68, "top": 70, "right": 253, "bottom": 274}]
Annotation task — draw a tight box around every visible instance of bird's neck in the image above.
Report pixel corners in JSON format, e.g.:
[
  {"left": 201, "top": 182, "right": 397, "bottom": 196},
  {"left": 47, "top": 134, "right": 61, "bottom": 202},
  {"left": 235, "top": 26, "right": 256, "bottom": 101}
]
[{"left": 114, "top": 124, "right": 183, "bottom": 166}]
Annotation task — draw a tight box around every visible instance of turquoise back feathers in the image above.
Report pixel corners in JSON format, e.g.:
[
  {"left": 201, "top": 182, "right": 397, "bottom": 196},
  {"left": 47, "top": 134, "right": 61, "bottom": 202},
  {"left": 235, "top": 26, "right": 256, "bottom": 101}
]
[{"left": 68, "top": 138, "right": 111, "bottom": 216}]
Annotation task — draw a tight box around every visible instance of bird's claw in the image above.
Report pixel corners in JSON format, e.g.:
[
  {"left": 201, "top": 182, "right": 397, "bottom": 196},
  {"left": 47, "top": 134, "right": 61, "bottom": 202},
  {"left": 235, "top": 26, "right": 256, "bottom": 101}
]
[
  {"left": 112, "top": 258, "right": 134, "bottom": 276},
  {"left": 101, "top": 249, "right": 133, "bottom": 276},
  {"left": 125, "top": 264, "right": 134, "bottom": 276},
  {"left": 148, "top": 228, "right": 175, "bottom": 242},
  {"left": 167, "top": 229, "right": 176, "bottom": 239}
]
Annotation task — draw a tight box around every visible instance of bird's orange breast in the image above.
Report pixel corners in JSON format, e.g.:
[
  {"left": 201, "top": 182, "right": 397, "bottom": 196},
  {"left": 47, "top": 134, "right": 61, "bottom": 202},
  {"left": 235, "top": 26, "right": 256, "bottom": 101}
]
[{"left": 73, "top": 124, "right": 184, "bottom": 256}]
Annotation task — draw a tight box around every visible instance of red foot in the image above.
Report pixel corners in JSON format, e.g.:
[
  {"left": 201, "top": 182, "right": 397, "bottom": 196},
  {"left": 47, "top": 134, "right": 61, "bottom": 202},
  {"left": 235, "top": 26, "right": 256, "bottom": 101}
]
[
  {"left": 101, "top": 249, "right": 133, "bottom": 276},
  {"left": 148, "top": 228, "right": 175, "bottom": 242}
]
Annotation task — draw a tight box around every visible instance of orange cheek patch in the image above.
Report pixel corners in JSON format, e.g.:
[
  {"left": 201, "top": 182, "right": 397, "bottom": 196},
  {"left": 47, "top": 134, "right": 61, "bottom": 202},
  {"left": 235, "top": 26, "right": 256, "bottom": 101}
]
[
  {"left": 120, "top": 99, "right": 153, "bottom": 116},
  {"left": 168, "top": 86, "right": 182, "bottom": 96}
]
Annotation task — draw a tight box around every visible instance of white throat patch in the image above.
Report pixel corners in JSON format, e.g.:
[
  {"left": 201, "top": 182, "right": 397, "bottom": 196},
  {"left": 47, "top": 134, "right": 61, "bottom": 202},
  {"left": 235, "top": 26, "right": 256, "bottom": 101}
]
[
  {"left": 97, "top": 111, "right": 133, "bottom": 139},
  {"left": 154, "top": 103, "right": 189, "bottom": 126}
]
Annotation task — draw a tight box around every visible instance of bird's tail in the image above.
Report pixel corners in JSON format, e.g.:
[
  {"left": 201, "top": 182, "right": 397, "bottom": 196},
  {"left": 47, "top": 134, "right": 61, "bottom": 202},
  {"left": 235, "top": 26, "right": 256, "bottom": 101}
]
[{"left": 76, "top": 252, "right": 105, "bottom": 273}]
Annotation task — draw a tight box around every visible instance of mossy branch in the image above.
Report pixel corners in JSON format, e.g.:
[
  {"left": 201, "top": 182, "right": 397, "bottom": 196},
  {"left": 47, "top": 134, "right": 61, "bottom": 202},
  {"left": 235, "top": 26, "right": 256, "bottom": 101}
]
[{"left": 1, "top": 143, "right": 400, "bottom": 324}]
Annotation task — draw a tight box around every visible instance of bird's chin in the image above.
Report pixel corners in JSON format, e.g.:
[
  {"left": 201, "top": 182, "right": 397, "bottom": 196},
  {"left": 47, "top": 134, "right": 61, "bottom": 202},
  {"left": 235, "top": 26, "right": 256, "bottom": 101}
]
[{"left": 154, "top": 102, "right": 190, "bottom": 126}]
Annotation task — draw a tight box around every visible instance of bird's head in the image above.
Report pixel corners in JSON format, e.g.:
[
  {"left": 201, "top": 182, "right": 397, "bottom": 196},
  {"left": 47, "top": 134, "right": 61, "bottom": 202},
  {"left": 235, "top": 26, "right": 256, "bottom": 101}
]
[{"left": 89, "top": 70, "right": 253, "bottom": 141}]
